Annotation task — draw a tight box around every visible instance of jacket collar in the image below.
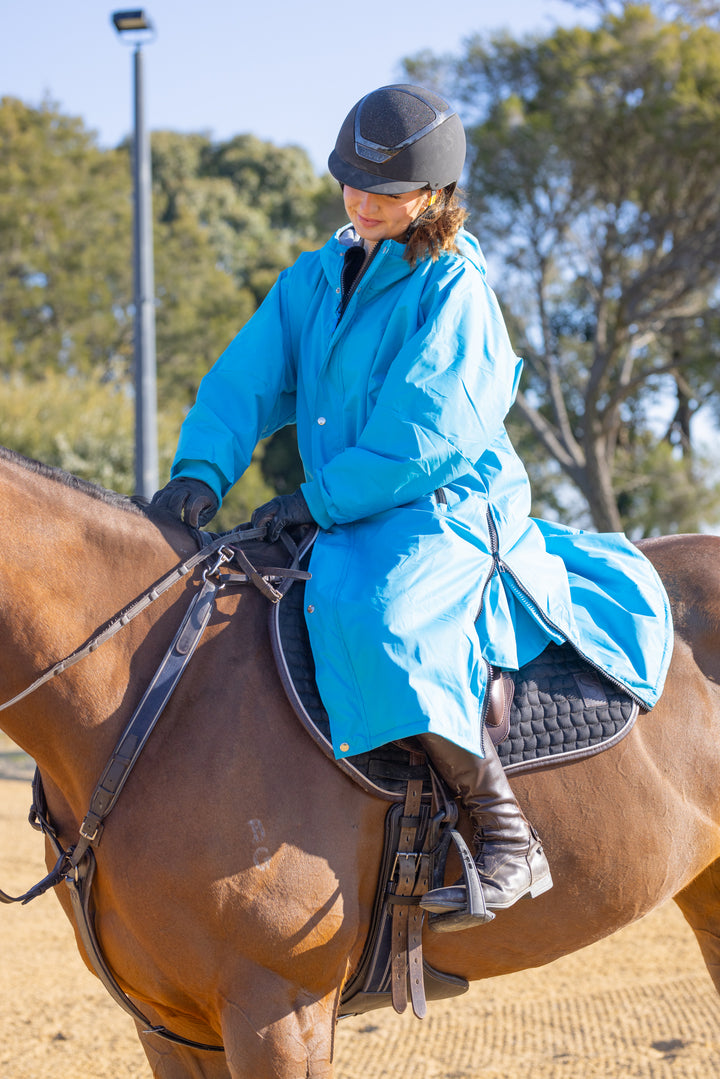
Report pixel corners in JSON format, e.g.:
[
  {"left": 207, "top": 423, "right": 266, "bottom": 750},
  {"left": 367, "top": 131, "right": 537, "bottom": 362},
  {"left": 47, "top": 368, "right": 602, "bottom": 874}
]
[
  {"left": 319, "top": 224, "right": 488, "bottom": 288},
  {"left": 320, "top": 225, "right": 415, "bottom": 292}
]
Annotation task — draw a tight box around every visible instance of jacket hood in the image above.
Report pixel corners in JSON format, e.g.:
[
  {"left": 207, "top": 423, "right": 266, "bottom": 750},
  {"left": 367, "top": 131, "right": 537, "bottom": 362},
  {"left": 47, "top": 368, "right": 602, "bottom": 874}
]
[{"left": 453, "top": 229, "right": 487, "bottom": 276}]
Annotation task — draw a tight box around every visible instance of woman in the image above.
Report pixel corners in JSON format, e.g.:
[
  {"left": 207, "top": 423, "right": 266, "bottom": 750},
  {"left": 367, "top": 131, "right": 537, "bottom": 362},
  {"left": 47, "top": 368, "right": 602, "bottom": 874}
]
[{"left": 152, "top": 85, "right": 673, "bottom": 930}]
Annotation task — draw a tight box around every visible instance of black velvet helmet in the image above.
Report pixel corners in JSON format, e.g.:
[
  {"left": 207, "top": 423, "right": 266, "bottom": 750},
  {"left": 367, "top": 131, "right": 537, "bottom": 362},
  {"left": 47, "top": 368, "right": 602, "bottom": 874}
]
[{"left": 328, "top": 84, "right": 466, "bottom": 194}]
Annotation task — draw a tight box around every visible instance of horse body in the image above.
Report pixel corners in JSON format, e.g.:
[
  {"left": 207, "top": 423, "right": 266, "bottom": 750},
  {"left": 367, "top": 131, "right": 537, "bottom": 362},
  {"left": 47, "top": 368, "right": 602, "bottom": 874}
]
[{"left": 1, "top": 446, "right": 720, "bottom": 1078}]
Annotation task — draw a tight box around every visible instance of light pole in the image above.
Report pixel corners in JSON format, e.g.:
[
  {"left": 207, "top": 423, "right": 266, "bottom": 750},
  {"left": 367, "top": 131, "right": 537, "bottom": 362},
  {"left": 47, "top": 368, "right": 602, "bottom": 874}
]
[{"left": 112, "top": 9, "right": 158, "bottom": 498}]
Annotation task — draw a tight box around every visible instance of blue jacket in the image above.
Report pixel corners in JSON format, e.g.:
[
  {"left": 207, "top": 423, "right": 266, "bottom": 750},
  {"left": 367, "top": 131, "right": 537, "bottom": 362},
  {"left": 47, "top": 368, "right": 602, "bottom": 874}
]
[{"left": 172, "top": 226, "right": 673, "bottom": 759}]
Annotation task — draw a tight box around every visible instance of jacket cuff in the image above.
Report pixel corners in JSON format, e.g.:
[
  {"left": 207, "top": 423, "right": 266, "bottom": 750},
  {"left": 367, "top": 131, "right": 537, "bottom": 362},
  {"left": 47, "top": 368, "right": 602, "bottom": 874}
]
[{"left": 300, "top": 480, "right": 334, "bottom": 530}]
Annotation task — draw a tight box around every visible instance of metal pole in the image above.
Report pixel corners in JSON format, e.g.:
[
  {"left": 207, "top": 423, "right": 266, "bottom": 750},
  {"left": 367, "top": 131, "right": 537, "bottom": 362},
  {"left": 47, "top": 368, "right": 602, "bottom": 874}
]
[{"left": 132, "top": 42, "right": 158, "bottom": 498}]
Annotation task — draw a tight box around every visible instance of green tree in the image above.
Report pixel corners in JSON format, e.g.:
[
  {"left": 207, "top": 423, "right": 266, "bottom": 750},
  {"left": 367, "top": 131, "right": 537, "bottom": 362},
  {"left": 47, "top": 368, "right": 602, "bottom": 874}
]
[
  {"left": 0, "top": 369, "right": 137, "bottom": 491},
  {"left": 0, "top": 96, "right": 131, "bottom": 380},
  {"left": 405, "top": 3, "right": 720, "bottom": 535},
  {"left": 0, "top": 99, "right": 346, "bottom": 513},
  {"left": 0, "top": 368, "right": 273, "bottom": 528},
  {"left": 568, "top": 0, "right": 720, "bottom": 25},
  {"left": 149, "top": 129, "right": 344, "bottom": 494},
  {"left": 151, "top": 130, "right": 345, "bottom": 308}
]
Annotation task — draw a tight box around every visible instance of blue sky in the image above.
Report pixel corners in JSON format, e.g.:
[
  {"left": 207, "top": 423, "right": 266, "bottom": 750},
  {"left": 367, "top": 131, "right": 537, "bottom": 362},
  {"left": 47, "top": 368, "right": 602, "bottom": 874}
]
[{"left": 1, "top": 0, "right": 590, "bottom": 171}]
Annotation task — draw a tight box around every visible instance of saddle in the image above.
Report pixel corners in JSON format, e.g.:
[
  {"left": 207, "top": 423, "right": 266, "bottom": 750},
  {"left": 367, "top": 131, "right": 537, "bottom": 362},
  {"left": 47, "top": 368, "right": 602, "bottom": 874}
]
[
  {"left": 269, "top": 527, "right": 641, "bottom": 1018},
  {"left": 270, "top": 530, "right": 640, "bottom": 792}
]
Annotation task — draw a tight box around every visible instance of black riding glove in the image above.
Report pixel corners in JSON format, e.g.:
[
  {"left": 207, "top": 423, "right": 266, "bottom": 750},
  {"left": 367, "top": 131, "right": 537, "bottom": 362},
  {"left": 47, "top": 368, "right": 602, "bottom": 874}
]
[
  {"left": 251, "top": 489, "right": 315, "bottom": 542},
  {"left": 150, "top": 477, "right": 219, "bottom": 528}
]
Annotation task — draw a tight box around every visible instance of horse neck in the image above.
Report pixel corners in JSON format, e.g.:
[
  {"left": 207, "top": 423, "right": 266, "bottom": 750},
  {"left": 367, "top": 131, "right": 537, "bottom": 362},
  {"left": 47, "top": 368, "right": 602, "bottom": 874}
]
[{"left": 0, "top": 456, "right": 193, "bottom": 810}]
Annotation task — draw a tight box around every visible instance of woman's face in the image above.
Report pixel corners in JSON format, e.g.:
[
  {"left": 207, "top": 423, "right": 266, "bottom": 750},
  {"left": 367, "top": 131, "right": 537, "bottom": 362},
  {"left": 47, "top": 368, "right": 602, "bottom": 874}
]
[{"left": 342, "top": 185, "right": 430, "bottom": 245}]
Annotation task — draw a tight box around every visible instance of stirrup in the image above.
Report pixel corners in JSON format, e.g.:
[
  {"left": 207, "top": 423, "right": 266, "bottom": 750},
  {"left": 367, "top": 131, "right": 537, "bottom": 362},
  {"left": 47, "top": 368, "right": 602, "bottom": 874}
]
[{"left": 422, "top": 829, "right": 494, "bottom": 934}]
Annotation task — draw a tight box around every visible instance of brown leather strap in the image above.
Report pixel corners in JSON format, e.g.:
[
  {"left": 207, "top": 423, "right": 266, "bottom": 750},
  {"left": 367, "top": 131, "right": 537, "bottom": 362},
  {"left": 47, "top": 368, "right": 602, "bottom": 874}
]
[
  {"left": 485, "top": 667, "right": 514, "bottom": 746},
  {"left": 407, "top": 850, "right": 429, "bottom": 1018},
  {"left": 390, "top": 769, "right": 428, "bottom": 1017}
]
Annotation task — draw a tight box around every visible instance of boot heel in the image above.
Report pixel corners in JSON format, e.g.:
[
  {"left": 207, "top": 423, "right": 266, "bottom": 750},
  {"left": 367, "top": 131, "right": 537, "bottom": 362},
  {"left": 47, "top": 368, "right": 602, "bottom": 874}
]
[{"left": 529, "top": 870, "right": 553, "bottom": 899}]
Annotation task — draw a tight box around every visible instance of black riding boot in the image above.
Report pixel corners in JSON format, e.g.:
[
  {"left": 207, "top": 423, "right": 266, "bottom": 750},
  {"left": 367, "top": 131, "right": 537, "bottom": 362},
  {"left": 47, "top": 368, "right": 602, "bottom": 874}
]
[{"left": 418, "top": 732, "right": 552, "bottom": 925}]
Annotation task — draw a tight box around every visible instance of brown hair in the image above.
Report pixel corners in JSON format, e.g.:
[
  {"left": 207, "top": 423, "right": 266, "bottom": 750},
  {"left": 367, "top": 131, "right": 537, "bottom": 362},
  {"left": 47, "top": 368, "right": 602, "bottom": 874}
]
[{"left": 403, "top": 185, "right": 468, "bottom": 266}]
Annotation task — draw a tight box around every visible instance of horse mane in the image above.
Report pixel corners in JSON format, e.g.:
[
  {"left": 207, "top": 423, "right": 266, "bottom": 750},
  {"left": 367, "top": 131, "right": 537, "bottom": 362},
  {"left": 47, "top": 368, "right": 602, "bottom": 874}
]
[{"left": 0, "top": 444, "right": 144, "bottom": 516}]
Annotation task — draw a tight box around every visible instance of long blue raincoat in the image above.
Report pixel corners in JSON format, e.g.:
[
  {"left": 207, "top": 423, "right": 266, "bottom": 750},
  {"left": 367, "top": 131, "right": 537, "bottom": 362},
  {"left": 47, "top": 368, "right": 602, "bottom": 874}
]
[{"left": 172, "top": 226, "right": 673, "bottom": 759}]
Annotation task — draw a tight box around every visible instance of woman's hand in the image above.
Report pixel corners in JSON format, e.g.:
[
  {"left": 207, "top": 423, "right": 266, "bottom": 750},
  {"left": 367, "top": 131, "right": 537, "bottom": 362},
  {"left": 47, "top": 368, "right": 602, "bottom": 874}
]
[
  {"left": 150, "top": 478, "right": 219, "bottom": 527},
  {"left": 251, "top": 489, "right": 315, "bottom": 542}
]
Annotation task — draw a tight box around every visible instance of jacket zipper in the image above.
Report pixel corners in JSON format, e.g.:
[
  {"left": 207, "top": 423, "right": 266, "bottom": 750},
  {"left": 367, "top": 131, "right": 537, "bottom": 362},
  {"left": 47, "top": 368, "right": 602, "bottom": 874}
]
[
  {"left": 484, "top": 507, "right": 646, "bottom": 706},
  {"left": 335, "top": 241, "right": 382, "bottom": 326}
]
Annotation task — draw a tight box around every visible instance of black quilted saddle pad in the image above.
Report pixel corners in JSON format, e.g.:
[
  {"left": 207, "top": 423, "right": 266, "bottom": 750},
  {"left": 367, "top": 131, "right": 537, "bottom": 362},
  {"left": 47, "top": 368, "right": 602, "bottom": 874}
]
[
  {"left": 273, "top": 570, "right": 639, "bottom": 786},
  {"left": 497, "top": 639, "right": 639, "bottom": 774}
]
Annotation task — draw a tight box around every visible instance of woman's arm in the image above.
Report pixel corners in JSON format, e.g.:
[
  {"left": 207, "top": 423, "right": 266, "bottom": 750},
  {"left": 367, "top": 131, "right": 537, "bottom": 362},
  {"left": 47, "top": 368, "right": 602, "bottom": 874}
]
[
  {"left": 170, "top": 266, "right": 303, "bottom": 503},
  {"left": 302, "top": 267, "right": 522, "bottom": 528}
]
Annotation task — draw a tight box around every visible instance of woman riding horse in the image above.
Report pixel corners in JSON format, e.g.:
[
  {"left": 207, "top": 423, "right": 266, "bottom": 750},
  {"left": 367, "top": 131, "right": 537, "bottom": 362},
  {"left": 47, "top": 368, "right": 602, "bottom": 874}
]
[{"left": 152, "top": 84, "right": 673, "bottom": 929}]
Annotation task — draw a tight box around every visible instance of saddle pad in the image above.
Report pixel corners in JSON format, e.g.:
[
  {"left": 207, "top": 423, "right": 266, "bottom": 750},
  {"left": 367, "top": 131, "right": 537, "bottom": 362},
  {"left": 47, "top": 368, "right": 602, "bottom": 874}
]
[
  {"left": 270, "top": 565, "right": 639, "bottom": 795},
  {"left": 498, "top": 641, "right": 639, "bottom": 774}
]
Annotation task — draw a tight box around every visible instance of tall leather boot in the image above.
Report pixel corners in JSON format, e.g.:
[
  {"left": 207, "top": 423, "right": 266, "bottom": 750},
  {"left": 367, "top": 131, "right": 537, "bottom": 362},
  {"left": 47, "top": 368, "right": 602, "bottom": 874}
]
[{"left": 418, "top": 732, "right": 552, "bottom": 921}]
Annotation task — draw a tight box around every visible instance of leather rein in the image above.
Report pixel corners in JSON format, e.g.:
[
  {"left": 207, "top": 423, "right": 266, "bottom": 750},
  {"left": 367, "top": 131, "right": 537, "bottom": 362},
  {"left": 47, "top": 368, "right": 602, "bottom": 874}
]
[{"left": 0, "top": 522, "right": 310, "bottom": 1052}]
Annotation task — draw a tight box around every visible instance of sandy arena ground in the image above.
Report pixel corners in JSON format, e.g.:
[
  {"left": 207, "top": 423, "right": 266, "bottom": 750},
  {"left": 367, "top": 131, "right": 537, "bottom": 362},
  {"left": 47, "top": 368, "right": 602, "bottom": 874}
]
[{"left": 2, "top": 745, "right": 720, "bottom": 1079}]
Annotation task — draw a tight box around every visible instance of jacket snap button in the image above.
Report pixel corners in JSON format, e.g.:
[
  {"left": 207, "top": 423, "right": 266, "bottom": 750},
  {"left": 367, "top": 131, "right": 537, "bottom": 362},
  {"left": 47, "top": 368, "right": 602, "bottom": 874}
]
[
  {"left": 340, "top": 742, "right": 350, "bottom": 753},
  {"left": 317, "top": 416, "right": 326, "bottom": 425},
  {"left": 307, "top": 604, "right": 315, "bottom": 613}
]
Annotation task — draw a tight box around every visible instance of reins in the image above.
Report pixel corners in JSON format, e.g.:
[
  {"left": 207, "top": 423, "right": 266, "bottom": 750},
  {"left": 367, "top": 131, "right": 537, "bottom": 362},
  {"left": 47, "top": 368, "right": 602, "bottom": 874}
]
[
  {"left": 0, "top": 523, "right": 276, "bottom": 716},
  {"left": 0, "top": 521, "right": 311, "bottom": 1052}
]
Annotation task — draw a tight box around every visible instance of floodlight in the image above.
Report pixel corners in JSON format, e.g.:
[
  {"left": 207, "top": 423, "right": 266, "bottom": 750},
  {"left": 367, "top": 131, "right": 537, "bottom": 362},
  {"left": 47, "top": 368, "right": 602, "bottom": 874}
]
[{"left": 112, "top": 10, "right": 152, "bottom": 34}]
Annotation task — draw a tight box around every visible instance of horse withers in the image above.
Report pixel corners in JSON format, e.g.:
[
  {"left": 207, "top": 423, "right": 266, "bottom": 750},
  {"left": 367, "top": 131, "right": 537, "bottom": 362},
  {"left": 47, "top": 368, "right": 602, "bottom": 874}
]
[{"left": 1, "top": 444, "right": 720, "bottom": 1079}]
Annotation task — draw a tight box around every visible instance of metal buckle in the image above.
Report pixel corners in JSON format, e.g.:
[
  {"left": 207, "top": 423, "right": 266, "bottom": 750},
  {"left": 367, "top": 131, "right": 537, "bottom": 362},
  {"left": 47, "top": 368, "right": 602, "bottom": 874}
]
[
  {"left": 391, "top": 849, "right": 420, "bottom": 881},
  {"left": 203, "top": 545, "right": 234, "bottom": 582},
  {"left": 79, "top": 816, "right": 103, "bottom": 844}
]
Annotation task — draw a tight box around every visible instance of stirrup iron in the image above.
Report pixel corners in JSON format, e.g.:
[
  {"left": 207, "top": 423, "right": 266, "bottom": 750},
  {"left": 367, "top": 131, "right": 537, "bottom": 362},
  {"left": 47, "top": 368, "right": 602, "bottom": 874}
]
[{"left": 423, "top": 829, "right": 494, "bottom": 934}]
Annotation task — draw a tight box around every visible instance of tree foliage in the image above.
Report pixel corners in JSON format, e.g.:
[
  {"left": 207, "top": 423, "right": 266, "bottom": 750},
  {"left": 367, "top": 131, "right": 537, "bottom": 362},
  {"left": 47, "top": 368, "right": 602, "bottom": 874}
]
[
  {"left": 567, "top": 0, "right": 720, "bottom": 25},
  {"left": 0, "top": 97, "right": 131, "bottom": 380},
  {"left": 0, "top": 97, "right": 343, "bottom": 518},
  {"left": 405, "top": 2, "right": 720, "bottom": 535}
]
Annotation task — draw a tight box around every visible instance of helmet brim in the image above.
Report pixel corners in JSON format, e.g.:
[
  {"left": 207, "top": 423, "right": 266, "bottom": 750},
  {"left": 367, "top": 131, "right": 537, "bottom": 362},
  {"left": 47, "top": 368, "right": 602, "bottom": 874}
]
[{"left": 328, "top": 149, "right": 428, "bottom": 195}]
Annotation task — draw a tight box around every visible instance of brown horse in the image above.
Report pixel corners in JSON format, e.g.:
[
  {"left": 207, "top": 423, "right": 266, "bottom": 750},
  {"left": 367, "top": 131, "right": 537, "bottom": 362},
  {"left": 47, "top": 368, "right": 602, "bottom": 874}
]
[{"left": 1, "top": 443, "right": 720, "bottom": 1078}]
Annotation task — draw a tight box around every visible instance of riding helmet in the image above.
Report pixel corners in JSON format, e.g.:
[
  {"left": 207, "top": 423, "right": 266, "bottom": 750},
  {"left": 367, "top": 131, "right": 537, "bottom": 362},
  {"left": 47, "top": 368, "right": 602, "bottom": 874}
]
[{"left": 328, "top": 84, "right": 466, "bottom": 194}]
